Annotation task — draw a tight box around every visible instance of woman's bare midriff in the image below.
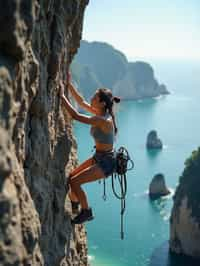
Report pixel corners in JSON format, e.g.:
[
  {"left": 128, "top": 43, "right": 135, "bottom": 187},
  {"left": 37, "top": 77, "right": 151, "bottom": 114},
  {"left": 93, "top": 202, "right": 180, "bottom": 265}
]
[{"left": 95, "top": 142, "right": 113, "bottom": 152}]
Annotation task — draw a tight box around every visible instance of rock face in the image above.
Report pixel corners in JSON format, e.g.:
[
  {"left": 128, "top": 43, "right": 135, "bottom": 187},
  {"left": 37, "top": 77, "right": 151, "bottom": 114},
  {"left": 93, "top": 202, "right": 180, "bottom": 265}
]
[
  {"left": 170, "top": 147, "right": 200, "bottom": 259},
  {"left": 74, "top": 40, "right": 127, "bottom": 89},
  {"left": 71, "top": 40, "right": 169, "bottom": 100},
  {"left": 0, "top": 1, "right": 89, "bottom": 266},
  {"left": 149, "top": 174, "right": 170, "bottom": 199},
  {"left": 113, "top": 61, "right": 169, "bottom": 100},
  {"left": 146, "top": 130, "right": 163, "bottom": 149}
]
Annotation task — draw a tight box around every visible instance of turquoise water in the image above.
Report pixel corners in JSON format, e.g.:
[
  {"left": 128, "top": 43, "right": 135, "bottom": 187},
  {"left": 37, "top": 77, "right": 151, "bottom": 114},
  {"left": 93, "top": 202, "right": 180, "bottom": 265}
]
[{"left": 74, "top": 60, "right": 200, "bottom": 266}]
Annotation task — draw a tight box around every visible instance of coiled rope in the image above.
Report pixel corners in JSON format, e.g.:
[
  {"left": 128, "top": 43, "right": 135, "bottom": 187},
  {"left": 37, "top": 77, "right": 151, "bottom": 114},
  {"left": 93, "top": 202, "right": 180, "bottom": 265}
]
[{"left": 101, "top": 147, "right": 134, "bottom": 239}]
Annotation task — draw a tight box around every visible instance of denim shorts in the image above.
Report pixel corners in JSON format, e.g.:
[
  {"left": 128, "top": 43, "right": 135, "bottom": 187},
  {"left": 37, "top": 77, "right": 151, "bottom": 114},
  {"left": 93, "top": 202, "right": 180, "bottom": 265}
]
[{"left": 93, "top": 150, "right": 116, "bottom": 177}]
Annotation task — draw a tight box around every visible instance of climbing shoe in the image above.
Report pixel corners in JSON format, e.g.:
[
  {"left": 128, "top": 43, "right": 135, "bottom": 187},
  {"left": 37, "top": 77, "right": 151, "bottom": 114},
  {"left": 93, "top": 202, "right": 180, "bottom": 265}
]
[
  {"left": 71, "top": 201, "right": 80, "bottom": 214},
  {"left": 71, "top": 208, "right": 94, "bottom": 224}
]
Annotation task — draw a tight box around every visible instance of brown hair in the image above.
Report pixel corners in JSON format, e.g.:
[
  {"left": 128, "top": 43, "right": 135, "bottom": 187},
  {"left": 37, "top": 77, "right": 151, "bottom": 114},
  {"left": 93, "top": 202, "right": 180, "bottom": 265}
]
[{"left": 98, "top": 88, "right": 120, "bottom": 135}]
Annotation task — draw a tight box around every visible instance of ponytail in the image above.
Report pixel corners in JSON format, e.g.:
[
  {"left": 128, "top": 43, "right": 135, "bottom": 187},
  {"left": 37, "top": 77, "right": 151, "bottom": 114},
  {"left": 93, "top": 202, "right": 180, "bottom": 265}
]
[
  {"left": 110, "top": 110, "right": 118, "bottom": 135},
  {"left": 98, "top": 88, "right": 120, "bottom": 135},
  {"left": 108, "top": 97, "right": 120, "bottom": 135},
  {"left": 113, "top": 96, "right": 121, "bottom": 103},
  {"left": 111, "top": 96, "right": 120, "bottom": 135}
]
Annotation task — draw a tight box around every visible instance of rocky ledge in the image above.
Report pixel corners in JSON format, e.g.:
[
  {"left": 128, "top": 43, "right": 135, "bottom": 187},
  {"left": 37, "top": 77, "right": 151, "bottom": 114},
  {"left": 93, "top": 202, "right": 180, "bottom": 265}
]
[
  {"left": 170, "top": 147, "right": 200, "bottom": 259},
  {"left": 0, "top": 0, "right": 89, "bottom": 265}
]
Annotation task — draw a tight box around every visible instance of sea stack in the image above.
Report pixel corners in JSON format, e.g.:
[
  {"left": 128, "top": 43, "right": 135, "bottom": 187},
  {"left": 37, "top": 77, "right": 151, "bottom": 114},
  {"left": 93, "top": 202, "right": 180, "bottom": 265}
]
[
  {"left": 146, "top": 130, "right": 163, "bottom": 149},
  {"left": 170, "top": 147, "right": 200, "bottom": 258},
  {"left": 149, "top": 173, "right": 170, "bottom": 199}
]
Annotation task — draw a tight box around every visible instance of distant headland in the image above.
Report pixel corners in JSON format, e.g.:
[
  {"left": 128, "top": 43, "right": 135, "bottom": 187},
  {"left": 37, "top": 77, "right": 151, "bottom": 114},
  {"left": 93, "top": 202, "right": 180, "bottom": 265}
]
[{"left": 71, "top": 40, "right": 169, "bottom": 100}]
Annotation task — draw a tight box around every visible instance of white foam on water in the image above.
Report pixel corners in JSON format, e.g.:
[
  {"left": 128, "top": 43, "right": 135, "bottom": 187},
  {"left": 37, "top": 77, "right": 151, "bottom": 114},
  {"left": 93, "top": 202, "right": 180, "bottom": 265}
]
[
  {"left": 162, "top": 187, "right": 175, "bottom": 199},
  {"left": 137, "top": 99, "right": 144, "bottom": 103},
  {"left": 163, "top": 213, "right": 170, "bottom": 221},
  {"left": 152, "top": 95, "right": 165, "bottom": 100},
  {"left": 88, "top": 254, "right": 95, "bottom": 262},
  {"left": 91, "top": 245, "right": 99, "bottom": 250},
  {"left": 133, "top": 190, "right": 149, "bottom": 198}
]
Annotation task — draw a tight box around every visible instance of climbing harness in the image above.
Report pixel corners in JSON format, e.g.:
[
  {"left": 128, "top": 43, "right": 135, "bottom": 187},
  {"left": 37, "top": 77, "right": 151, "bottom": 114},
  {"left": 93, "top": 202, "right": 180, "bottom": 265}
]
[{"left": 101, "top": 146, "right": 134, "bottom": 240}]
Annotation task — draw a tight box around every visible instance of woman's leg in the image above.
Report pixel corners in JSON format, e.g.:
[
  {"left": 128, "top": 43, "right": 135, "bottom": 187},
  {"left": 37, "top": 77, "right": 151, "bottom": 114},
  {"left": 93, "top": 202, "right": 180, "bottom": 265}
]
[
  {"left": 69, "top": 190, "right": 79, "bottom": 202},
  {"left": 70, "top": 164, "right": 105, "bottom": 210},
  {"left": 69, "top": 157, "right": 95, "bottom": 178},
  {"left": 68, "top": 157, "right": 96, "bottom": 202}
]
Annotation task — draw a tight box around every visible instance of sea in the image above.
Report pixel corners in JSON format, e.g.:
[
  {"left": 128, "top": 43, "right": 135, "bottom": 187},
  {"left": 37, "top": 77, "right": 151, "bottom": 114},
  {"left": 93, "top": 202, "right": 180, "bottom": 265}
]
[{"left": 73, "top": 59, "right": 200, "bottom": 266}]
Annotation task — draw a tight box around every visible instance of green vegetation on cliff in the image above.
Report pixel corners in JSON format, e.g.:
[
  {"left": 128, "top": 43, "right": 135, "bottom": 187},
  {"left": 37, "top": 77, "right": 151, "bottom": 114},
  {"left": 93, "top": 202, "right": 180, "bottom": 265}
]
[{"left": 173, "top": 147, "right": 200, "bottom": 223}]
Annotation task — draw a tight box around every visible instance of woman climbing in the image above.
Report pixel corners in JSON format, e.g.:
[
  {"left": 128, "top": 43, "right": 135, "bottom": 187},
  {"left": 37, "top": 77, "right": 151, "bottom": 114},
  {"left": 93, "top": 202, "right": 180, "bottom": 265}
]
[{"left": 59, "top": 73, "right": 120, "bottom": 224}]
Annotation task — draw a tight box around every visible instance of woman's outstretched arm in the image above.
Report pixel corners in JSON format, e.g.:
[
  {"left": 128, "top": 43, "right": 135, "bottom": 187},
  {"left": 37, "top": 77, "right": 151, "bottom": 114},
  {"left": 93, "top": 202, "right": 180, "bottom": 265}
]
[
  {"left": 67, "top": 82, "right": 98, "bottom": 115},
  {"left": 60, "top": 82, "right": 101, "bottom": 126}
]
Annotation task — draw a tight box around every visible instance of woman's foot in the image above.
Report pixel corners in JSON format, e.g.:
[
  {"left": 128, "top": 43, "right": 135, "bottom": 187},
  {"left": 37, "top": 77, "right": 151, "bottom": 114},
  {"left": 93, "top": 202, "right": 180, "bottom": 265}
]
[{"left": 71, "top": 208, "right": 94, "bottom": 224}]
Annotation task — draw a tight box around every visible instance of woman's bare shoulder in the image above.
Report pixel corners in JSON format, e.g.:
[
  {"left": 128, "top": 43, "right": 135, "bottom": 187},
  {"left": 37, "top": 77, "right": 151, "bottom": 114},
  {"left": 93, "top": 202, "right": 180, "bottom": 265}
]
[{"left": 93, "top": 115, "right": 113, "bottom": 132}]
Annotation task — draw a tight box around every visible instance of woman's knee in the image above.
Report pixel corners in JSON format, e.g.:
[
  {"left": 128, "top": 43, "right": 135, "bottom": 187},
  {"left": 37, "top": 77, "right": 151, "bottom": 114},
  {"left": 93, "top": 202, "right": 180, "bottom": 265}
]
[
  {"left": 70, "top": 179, "right": 80, "bottom": 190},
  {"left": 68, "top": 172, "right": 74, "bottom": 181}
]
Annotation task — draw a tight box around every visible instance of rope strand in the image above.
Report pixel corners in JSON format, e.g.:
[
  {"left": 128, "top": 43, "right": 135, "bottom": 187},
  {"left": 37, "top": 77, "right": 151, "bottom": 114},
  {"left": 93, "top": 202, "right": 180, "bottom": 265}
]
[
  {"left": 99, "top": 146, "right": 134, "bottom": 240},
  {"left": 103, "top": 178, "right": 107, "bottom": 201}
]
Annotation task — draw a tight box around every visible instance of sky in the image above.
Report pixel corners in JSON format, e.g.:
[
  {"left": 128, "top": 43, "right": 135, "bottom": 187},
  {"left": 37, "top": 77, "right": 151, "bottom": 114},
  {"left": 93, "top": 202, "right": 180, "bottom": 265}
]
[{"left": 82, "top": 0, "right": 200, "bottom": 61}]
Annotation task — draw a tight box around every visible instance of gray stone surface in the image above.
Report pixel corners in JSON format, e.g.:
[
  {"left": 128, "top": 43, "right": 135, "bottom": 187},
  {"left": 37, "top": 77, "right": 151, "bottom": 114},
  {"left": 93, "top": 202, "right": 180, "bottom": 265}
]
[
  {"left": 0, "top": 0, "right": 89, "bottom": 265},
  {"left": 170, "top": 197, "right": 200, "bottom": 258},
  {"left": 113, "top": 61, "right": 169, "bottom": 100},
  {"left": 170, "top": 147, "right": 200, "bottom": 259}
]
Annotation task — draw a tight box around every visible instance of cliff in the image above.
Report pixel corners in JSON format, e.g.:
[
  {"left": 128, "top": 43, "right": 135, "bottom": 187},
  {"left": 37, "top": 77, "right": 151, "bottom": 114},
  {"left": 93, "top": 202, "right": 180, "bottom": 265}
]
[
  {"left": 170, "top": 147, "right": 200, "bottom": 259},
  {"left": 0, "top": 0, "right": 89, "bottom": 265},
  {"left": 71, "top": 40, "right": 169, "bottom": 100},
  {"left": 113, "top": 61, "right": 169, "bottom": 100}
]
